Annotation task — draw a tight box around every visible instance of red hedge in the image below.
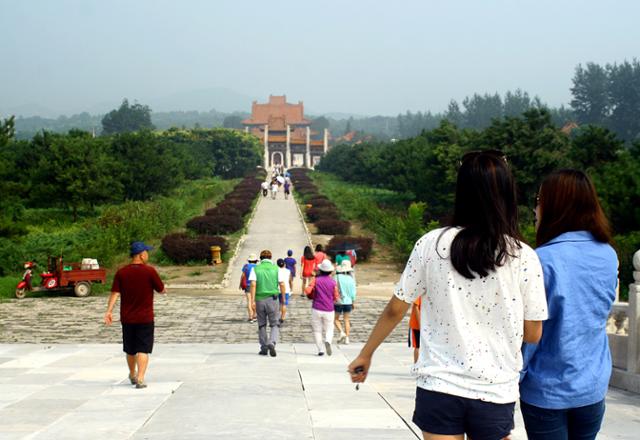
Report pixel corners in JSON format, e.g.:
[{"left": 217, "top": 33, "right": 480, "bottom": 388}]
[
  {"left": 315, "top": 219, "right": 351, "bottom": 235},
  {"left": 161, "top": 233, "right": 229, "bottom": 264}
]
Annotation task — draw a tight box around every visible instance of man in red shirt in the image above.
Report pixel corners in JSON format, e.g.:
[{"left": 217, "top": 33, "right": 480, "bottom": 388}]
[{"left": 104, "top": 241, "right": 165, "bottom": 389}]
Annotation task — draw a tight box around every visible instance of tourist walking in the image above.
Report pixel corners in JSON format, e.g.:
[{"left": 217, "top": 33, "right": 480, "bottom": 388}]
[
  {"left": 284, "top": 249, "right": 297, "bottom": 289},
  {"left": 313, "top": 244, "right": 326, "bottom": 268},
  {"left": 249, "top": 250, "right": 285, "bottom": 357},
  {"left": 519, "top": 170, "right": 618, "bottom": 440},
  {"left": 348, "top": 150, "right": 548, "bottom": 440},
  {"left": 408, "top": 297, "right": 421, "bottom": 363},
  {"left": 276, "top": 258, "right": 291, "bottom": 324},
  {"left": 239, "top": 253, "right": 258, "bottom": 322},
  {"left": 334, "top": 260, "right": 357, "bottom": 345},
  {"left": 261, "top": 181, "right": 269, "bottom": 197},
  {"left": 270, "top": 179, "right": 278, "bottom": 200},
  {"left": 284, "top": 179, "right": 291, "bottom": 199},
  {"left": 300, "top": 245, "right": 316, "bottom": 298},
  {"left": 104, "top": 241, "right": 166, "bottom": 389},
  {"left": 306, "top": 259, "right": 339, "bottom": 356}
]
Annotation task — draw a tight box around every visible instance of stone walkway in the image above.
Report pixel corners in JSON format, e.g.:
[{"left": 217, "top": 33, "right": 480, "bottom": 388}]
[
  {"left": 226, "top": 190, "right": 311, "bottom": 294},
  {"left": 1, "top": 343, "right": 638, "bottom": 440},
  {"left": 0, "top": 295, "right": 406, "bottom": 344}
]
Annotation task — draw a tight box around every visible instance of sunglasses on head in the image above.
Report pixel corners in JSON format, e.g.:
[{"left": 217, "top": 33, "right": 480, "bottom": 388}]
[{"left": 459, "top": 149, "right": 507, "bottom": 166}]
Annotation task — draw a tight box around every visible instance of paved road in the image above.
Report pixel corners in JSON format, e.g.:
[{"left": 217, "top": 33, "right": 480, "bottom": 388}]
[
  {"left": 1, "top": 343, "right": 638, "bottom": 440},
  {"left": 0, "top": 295, "right": 404, "bottom": 344},
  {"left": 226, "top": 189, "right": 311, "bottom": 294}
]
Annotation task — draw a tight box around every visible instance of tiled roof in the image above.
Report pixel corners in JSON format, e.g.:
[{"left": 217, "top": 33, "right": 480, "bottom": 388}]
[{"left": 242, "top": 95, "right": 311, "bottom": 126}]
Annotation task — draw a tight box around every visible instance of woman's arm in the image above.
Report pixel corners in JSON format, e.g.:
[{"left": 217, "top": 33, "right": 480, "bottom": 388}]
[{"left": 348, "top": 296, "right": 410, "bottom": 382}]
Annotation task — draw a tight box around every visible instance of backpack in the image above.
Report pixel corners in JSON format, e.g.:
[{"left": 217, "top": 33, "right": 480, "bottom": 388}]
[{"left": 240, "top": 265, "right": 248, "bottom": 290}]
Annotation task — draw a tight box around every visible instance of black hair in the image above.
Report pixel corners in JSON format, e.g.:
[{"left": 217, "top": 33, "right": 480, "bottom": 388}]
[
  {"left": 315, "top": 244, "right": 324, "bottom": 252},
  {"left": 446, "top": 151, "right": 522, "bottom": 279},
  {"left": 277, "top": 258, "right": 285, "bottom": 267},
  {"left": 303, "top": 246, "right": 314, "bottom": 260}
]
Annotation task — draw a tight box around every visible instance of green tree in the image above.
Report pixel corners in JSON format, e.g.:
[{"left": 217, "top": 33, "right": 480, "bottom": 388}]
[
  {"left": 222, "top": 114, "right": 244, "bottom": 129},
  {"left": 607, "top": 60, "right": 640, "bottom": 142},
  {"left": 109, "top": 130, "right": 181, "bottom": 200},
  {"left": 43, "top": 135, "right": 122, "bottom": 220},
  {"left": 102, "top": 99, "right": 155, "bottom": 135},
  {"left": 570, "top": 63, "right": 610, "bottom": 126}
]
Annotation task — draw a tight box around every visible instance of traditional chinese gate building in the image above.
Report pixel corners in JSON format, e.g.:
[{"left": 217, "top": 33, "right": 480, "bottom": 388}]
[{"left": 242, "top": 95, "right": 329, "bottom": 169}]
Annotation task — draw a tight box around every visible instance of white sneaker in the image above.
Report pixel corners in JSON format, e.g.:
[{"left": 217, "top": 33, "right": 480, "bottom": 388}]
[
  {"left": 324, "top": 341, "right": 332, "bottom": 356},
  {"left": 344, "top": 336, "right": 350, "bottom": 345},
  {"left": 338, "top": 333, "right": 346, "bottom": 344}
]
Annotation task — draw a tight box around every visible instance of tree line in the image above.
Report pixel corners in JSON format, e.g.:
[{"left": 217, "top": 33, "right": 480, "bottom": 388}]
[
  {"left": 317, "top": 108, "right": 639, "bottom": 236},
  {"left": 0, "top": 116, "right": 262, "bottom": 237}
]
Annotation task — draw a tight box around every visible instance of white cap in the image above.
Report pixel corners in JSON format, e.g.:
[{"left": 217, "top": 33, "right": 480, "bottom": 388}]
[{"left": 317, "top": 259, "right": 335, "bottom": 273}]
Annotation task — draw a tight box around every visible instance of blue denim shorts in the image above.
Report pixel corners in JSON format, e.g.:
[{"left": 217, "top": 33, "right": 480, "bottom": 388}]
[
  {"left": 334, "top": 304, "right": 353, "bottom": 314},
  {"left": 412, "top": 387, "right": 514, "bottom": 440}
]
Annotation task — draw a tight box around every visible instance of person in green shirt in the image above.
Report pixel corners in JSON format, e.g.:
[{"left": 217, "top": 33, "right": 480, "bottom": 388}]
[{"left": 249, "top": 249, "right": 285, "bottom": 357}]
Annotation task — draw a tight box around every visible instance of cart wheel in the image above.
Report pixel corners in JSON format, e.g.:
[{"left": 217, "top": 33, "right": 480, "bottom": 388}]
[
  {"left": 15, "top": 288, "right": 26, "bottom": 299},
  {"left": 74, "top": 282, "right": 91, "bottom": 297}
]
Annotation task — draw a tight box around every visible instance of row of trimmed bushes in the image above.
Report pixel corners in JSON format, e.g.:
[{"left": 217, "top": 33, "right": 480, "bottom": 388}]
[
  {"left": 289, "top": 168, "right": 373, "bottom": 260},
  {"left": 161, "top": 171, "right": 264, "bottom": 263}
]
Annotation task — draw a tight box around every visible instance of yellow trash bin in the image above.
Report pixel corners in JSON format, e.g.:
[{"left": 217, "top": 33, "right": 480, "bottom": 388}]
[{"left": 210, "top": 246, "right": 222, "bottom": 264}]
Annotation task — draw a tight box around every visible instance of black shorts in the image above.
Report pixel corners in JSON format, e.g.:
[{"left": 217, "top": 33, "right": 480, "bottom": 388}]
[
  {"left": 412, "top": 387, "right": 514, "bottom": 440},
  {"left": 122, "top": 322, "right": 154, "bottom": 355},
  {"left": 334, "top": 304, "right": 353, "bottom": 314}
]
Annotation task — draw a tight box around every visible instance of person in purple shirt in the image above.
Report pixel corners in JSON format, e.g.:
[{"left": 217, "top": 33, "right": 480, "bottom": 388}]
[
  {"left": 284, "top": 249, "right": 297, "bottom": 288},
  {"left": 306, "top": 259, "right": 338, "bottom": 356}
]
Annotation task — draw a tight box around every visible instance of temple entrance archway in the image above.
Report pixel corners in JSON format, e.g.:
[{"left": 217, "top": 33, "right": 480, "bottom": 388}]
[{"left": 271, "top": 151, "right": 284, "bottom": 167}]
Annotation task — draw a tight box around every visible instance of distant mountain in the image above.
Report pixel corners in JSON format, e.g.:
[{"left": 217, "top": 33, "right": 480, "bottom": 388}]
[
  {"left": 0, "top": 103, "right": 59, "bottom": 119},
  {"left": 148, "top": 87, "right": 256, "bottom": 113}
]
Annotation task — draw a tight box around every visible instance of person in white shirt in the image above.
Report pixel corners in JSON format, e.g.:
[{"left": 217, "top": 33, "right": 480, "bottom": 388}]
[
  {"left": 276, "top": 259, "right": 291, "bottom": 324},
  {"left": 270, "top": 180, "right": 278, "bottom": 200},
  {"left": 261, "top": 181, "right": 269, "bottom": 197},
  {"left": 348, "top": 150, "right": 548, "bottom": 440}
]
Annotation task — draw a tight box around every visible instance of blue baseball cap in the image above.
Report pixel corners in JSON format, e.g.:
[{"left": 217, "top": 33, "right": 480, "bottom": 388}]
[
  {"left": 130, "top": 241, "right": 153, "bottom": 256},
  {"left": 287, "top": 249, "right": 293, "bottom": 256}
]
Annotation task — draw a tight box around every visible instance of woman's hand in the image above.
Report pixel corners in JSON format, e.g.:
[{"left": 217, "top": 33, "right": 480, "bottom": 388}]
[{"left": 348, "top": 355, "right": 371, "bottom": 383}]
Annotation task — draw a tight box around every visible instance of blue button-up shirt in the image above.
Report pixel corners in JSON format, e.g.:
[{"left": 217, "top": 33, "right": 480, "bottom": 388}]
[{"left": 520, "top": 231, "right": 618, "bottom": 409}]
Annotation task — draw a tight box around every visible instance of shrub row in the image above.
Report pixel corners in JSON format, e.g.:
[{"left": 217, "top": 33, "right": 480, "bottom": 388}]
[
  {"left": 289, "top": 168, "right": 373, "bottom": 260},
  {"left": 162, "top": 173, "right": 261, "bottom": 264},
  {"left": 161, "top": 233, "right": 229, "bottom": 264}
]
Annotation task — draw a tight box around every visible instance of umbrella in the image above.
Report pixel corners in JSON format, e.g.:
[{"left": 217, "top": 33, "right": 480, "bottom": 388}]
[{"left": 276, "top": 176, "right": 285, "bottom": 184}]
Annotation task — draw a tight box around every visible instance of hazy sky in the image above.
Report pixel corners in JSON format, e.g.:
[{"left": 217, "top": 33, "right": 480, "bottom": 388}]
[{"left": 1, "top": 0, "right": 639, "bottom": 117}]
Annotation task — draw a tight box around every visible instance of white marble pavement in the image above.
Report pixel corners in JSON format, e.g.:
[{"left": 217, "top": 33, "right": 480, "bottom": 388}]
[{"left": 0, "top": 343, "right": 638, "bottom": 439}]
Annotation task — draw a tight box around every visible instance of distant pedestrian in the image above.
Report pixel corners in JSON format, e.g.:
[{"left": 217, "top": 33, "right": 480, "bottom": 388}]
[
  {"left": 305, "top": 259, "right": 339, "bottom": 356},
  {"left": 408, "top": 297, "right": 421, "bottom": 363},
  {"left": 249, "top": 250, "right": 285, "bottom": 357},
  {"left": 240, "top": 254, "right": 258, "bottom": 322},
  {"left": 334, "top": 260, "right": 357, "bottom": 345},
  {"left": 261, "top": 181, "right": 269, "bottom": 197},
  {"left": 284, "top": 249, "right": 297, "bottom": 288},
  {"left": 276, "top": 259, "right": 291, "bottom": 324},
  {"left": 300, "top": 245, "right": 316, "bottom": 297},
  {"left": 270, "top": 180, "right": 278, "bottom": 199},
  {"left": 284, "top": 180, "right": 291, "bottom": 199},
  {"left": 314, "top": 244, "right": 326, "bottom": 268},
  {"left": 104, "top": 241, "right": 165, "bottom": 389}
]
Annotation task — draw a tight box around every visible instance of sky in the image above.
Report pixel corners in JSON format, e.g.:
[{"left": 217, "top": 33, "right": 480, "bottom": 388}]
[{"left": 1, "top": 0, "right": 639, "bottom": 117}]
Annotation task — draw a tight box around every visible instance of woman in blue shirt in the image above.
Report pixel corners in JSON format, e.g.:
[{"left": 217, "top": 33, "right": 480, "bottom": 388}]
[{"left": 521, "top": 169, "right": 618, "bottom": 440}]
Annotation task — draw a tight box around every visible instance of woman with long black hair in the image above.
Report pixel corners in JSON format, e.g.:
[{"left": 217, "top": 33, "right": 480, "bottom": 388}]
[{"left": 348, "top": 151, "right": 548, "bottom": 440}]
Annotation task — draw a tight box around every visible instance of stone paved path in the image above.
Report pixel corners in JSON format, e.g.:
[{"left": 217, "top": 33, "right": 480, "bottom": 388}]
[
  {"left": 1, "top": 343, "right": 638, "bottom": 440},
  {"left": 226, "top": 189, "right": 311, "bottom": 294},
  {"left": 0, "top": 295, "right": 405, "bottom": 344}
]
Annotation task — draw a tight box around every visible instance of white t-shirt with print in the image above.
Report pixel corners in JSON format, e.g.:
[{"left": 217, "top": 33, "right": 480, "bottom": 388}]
[
  {"left": 278, "top": 267, "right": 291, "bottom": 294},
  {"left": 394, "top": 227, "right": 548, "bottom": 404}
]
